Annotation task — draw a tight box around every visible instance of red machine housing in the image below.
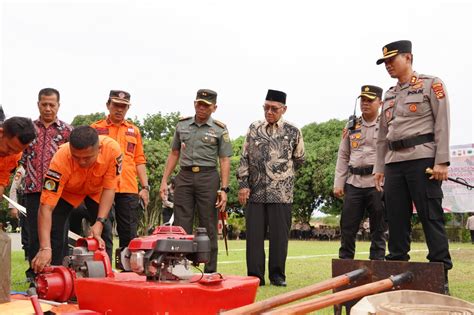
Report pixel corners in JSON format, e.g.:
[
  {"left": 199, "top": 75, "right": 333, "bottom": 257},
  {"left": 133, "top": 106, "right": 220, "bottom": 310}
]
[
  {"left": 34, "top": 227, "right": 260, "bottom": 314},
  {"left": 116, "top": 225, "right": 211, "bottom": 280},
  {"left": 36, "top": 265, "right": 76, "bottom": 302},
  {"left": 75, "top": 273, "right": 259, "bottom": 315},
  {"left": 128, "top": 225, "right": 194, "bottom": 251},
  {"left": 35, "top": 238, "right": 113, "bottom": 302}
]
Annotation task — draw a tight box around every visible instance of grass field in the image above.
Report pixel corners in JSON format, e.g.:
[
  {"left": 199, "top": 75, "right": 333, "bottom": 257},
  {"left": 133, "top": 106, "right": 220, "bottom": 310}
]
[{"left": 10, "top": 240, "right": 474, "bottom": 314}]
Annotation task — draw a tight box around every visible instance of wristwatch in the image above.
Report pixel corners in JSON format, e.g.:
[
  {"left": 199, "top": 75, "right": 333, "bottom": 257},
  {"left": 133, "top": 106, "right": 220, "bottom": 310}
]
[
  {"left": 96, "top": 217, "right": 107, "bottom": 225},
  {"left": 142, "top": 185, "right": 150, "bottom": 191},
  {"left": 220, "top": 187, "right": 230, "bottom": 193}
]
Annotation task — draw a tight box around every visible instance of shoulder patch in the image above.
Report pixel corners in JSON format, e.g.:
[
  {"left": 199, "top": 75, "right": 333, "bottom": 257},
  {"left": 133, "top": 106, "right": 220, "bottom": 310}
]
[
  {"left": 179, "top": 116, "right": 192, "bottom": 121},
  {"left": 116, "top": 154, "right": 123, "bottom": 175},
  {"left": 213, "top": 119, "right": 226, "bottom": 129},
  {"left": 222, "top": 131, "right": 230, "bottom": 143},
  {"left": 432, "top": 82, "right": 445, "bottom": 99},
  {"left": 14, "top": 171, "right": 22, "bottom": 181},
  {"left": 43, "top": 177, "right": 59, "bottom": 192}
]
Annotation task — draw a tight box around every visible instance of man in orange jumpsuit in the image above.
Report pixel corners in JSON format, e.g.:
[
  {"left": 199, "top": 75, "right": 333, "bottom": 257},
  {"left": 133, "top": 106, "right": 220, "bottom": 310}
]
[
  {"left": 0, "top": 117, "right": 37, "bottom": 199},
  {"left": 91, "top": 90, "right": 149, "bottom": 248},
  {"left": 32, "top": 126, "right": 122, "bottom": 272}
]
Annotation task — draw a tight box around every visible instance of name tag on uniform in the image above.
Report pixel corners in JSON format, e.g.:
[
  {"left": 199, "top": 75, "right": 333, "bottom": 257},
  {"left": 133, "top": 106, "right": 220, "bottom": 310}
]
[
  {"left": 96, "top": 128, "right": 109, "bottom": 135},
  {"left": 202, "top": 135, "right": 217, "bottom": 144}
]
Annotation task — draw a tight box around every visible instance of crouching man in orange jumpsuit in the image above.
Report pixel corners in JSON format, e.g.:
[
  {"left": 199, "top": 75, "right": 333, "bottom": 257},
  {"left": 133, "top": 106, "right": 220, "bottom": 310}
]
[
  {"left": 32, "top": 126, "right": 122, "bottom": 273},
  {"left": 0, "top": 116, "right": 37, "bottom": 199}
]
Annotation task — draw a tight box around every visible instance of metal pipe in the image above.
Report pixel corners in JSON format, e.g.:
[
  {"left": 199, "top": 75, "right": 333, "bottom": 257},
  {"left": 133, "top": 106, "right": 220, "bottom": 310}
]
[
  {"left": 222, "top": 268, "right": 368, "bottom": 315},
  {"left": 264, "top": 272, "right": 413, "bottom": 315}
]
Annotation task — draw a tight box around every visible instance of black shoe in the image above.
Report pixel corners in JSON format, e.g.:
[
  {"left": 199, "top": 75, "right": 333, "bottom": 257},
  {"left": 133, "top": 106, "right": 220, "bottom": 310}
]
[{"left": 270, "top": 278, "right": 287, "bottom": 287}]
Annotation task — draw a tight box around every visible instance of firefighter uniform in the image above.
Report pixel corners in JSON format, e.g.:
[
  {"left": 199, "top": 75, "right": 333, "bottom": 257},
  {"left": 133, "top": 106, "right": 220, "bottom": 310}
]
[
  {"left": 0, "top": 152, "right": 22, "bottom": 188},
  {"left": 334, "top": 85, "right": 386, "bottom": 260},
  {"left": 91, "top": 94, "right": 147, "bottom": 248},
  {"left": 40, "top": 136, "right": 122, "bottom": 263},
  {"left": 171, "top": 91, "right": 232, "bottom": 273},
  {"left": 375, "top": 41, "right": 452, "bottom": 272}
]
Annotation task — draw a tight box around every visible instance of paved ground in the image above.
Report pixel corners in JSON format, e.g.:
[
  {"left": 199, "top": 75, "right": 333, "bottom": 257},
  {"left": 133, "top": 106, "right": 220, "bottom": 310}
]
[{"left": 7, "top": 232, "right": 23, "bottom": 251}]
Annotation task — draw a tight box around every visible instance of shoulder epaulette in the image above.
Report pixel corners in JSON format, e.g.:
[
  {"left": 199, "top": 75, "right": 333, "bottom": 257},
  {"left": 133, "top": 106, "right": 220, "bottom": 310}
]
[
  {"left": 418, "top": 73, "right": 435, "bottom": 80},
  {"left": 214, "top": 119, "right": 226, "bottom": 128},
  {"left": 179, "top": 116, "right": 192, "bottom": 121}
]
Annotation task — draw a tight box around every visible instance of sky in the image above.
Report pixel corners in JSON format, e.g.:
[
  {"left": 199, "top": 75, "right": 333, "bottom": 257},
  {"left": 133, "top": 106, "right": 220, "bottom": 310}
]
[{"left": 1, "top": 0, "right": 473, "bottom": 145}]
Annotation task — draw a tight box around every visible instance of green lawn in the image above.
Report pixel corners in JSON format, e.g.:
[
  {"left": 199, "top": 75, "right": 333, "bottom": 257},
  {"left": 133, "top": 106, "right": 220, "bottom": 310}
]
[{"left": 10, "top": 240, "right": 474, "bottom": 314}]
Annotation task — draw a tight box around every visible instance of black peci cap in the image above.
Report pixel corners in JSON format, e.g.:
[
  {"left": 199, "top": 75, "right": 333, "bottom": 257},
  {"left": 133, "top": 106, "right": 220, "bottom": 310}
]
[{"left": 265, "top": 89, "right": 287, "bottom": 105}]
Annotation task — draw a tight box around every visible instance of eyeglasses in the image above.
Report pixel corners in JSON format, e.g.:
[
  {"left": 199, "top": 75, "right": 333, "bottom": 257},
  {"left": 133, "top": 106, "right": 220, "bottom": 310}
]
[{"left": 263, "top": 105, "right": 283, "bottom": 113}]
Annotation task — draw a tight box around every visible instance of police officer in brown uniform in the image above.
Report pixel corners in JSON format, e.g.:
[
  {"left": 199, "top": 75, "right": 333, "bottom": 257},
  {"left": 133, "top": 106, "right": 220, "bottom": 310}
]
[
  {"left": 334, "top": 85, "right": 386, "bottom": 260},
  {"left": 160, "top": 89, "right": 232, "bottom": 273},
  {"left": 373, "top": 40, "right": 452, "bottom": 292}
]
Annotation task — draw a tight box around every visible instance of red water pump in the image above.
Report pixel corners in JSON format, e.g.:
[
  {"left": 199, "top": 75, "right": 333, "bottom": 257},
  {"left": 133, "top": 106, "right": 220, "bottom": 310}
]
[
  {"left": 116, "top": 225, "right": 210, "bottom": 281},
  {"left": 35, "top": 226, "right": 211, "bottom": 301},
  {"left": 35, "top": 237, "right": 113, "bottom": 302}
]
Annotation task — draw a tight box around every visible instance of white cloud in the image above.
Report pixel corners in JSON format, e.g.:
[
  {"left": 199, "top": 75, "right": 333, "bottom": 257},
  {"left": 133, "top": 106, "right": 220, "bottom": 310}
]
[{"left": 1, "top": 0, "right": 472, "bottom": 144}]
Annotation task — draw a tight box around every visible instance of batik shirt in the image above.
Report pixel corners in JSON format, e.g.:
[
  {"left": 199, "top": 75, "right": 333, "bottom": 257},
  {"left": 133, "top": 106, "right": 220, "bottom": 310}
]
[
  {"left": 20, "top": 118, "right": 73, "bottom": 193},
  {"left": 237, "top": 119, "right": 305, "bottom": 203}
]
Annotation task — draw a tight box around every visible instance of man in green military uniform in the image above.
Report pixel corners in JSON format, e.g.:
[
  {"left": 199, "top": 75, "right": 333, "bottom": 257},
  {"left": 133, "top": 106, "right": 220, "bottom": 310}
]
[{"left": 160, "top": 89, "right": 232, "bottom": 273}]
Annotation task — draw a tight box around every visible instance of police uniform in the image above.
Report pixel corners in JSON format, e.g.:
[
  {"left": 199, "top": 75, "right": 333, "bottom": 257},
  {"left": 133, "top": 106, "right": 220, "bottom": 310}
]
[
  {"left": 171, "top": 89, "right": 232, "bottom": 273},
  {"left": 91, "top": 90, "right": 147, "bottom": 248},
  {"left": 8, "top": 165, "right": 29, "bottom": 259},
  {"left": 334, "top": 85, "right": 386, "bottom": 260},
  {"left": 374, "top": 41, "right": 452, "bottom": 272}
]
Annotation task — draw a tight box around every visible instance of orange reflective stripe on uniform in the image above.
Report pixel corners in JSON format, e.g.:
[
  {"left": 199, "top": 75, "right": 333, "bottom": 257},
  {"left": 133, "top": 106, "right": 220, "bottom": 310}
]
[
  {"left": 40, "top": 136, "right": 122, "bottom": 207},
  {"left": 91, "top": 118, "right": 146, "bottom": 193}
]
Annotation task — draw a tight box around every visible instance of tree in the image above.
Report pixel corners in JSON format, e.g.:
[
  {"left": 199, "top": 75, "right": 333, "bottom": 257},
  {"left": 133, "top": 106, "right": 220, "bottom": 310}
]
[
  {"left": 227, "top": 156, "right": 241, "bottom": 210},
  {"left": 138, "top": 138, "right": 175, "bottom": 233},
  {"left": 71, "top": 112, "right": 106, "bottom": 126},
  {"left": 141, "top": 112, "right": 180, "bottom": 142},
  {"left": 227, "top": 136, "right": 245, "bottom": 210},
  {"left": 135, "top": 112, "right": 181, "bottom": 232},
  {"left": 292, "top": 119, "right": 346, "bottom": 221}
]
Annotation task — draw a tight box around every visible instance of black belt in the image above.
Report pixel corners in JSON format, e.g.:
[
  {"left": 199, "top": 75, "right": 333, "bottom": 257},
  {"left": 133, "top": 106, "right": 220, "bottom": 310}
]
[
  {"left": 348, "top": 165, "right": 374, "bottom": 176},
  {"left": 181, "top": 166, "right": 216, "bottom": 173},
  {"left": 388, "top": 133, "right": 434, "bottom": 151}
]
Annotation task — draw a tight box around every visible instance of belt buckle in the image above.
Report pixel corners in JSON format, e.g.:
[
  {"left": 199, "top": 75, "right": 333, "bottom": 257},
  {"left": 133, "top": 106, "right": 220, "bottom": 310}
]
[{"left": 192, "top": 166, "right": 200, "bottom": 173}]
